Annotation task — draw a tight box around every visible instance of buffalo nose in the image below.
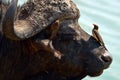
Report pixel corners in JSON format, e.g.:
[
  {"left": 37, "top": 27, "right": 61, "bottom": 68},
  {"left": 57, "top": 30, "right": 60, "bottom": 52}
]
[
  {"left": 101, "top": 54, "right": 112, "bottom": 63},
  {"left": 100, "top": 51, "right": 112, "bottom": 68}
]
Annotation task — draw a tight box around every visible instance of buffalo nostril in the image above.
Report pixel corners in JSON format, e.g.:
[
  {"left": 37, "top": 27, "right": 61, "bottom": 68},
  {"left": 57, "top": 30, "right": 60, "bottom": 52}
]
[
  {"left": 101, "top": 54, "right": 112, "bottom": 69},
  {"left": 100, "top": 50, "right": 112, "bottom": 63},
  {"left": 101, "top": 55, "right": 112, "bottom": 63}
]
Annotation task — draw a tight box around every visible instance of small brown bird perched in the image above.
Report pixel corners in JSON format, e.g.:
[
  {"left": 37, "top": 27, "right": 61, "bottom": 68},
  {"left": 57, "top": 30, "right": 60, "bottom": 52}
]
[{"left": 92, "top": 24, "right": 105, "bottom": 46}]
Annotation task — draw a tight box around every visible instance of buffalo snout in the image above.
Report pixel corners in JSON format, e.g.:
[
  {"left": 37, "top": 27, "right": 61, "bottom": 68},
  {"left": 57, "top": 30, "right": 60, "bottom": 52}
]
[
  {"left": 100, "top": 50, "right": 112, "bottom": 69},
  {"left": 84, "top": 36, "right": 112, "bottom": 77}
]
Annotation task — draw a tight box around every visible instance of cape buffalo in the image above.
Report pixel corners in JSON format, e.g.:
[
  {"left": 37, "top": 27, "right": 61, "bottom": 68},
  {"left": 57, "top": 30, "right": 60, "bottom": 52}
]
[{"left": 0, "top": 0, "right": 112, "bottom": 80}]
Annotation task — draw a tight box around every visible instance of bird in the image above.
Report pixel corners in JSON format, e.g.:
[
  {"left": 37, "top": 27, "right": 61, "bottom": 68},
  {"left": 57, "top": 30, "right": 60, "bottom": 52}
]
[{"left": 92, "top": 24, "right": 105, "bottom": 46}]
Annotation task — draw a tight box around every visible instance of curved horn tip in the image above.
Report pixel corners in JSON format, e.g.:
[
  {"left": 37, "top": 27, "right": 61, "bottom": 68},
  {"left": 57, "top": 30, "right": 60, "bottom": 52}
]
[{"left": 2, "top": 0, "right": 20, "bottom": 40}]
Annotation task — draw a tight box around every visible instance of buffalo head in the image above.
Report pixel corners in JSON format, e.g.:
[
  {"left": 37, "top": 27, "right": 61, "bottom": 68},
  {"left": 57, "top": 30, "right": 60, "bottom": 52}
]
[{"left": 1, "top": 0, "right": 112, "bottom": 79}]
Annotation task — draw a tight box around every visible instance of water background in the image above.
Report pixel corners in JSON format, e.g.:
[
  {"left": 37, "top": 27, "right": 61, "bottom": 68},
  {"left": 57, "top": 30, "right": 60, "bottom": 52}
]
[
  {"left": 3, "top": 0, "right": 120, "bottom": 80},
  {"left": 73, "top": 0, "right": 120, "bottom": 80}
]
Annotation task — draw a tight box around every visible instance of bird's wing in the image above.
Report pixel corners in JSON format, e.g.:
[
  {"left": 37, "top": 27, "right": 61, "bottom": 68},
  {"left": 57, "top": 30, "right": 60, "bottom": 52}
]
[{"left": 92, "top": 24, "right": 105, "bottom": 46}]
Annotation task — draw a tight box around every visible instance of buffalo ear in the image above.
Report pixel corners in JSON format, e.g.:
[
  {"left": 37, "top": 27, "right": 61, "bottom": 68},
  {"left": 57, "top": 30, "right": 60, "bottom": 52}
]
[{"left": 49, "top": 20, "right": 60, "bottom": 39}]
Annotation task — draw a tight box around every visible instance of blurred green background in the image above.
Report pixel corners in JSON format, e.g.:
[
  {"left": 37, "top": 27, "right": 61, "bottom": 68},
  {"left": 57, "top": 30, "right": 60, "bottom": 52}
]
[{"left": 3, "top": 0, "right": 120, "bottom": 80}]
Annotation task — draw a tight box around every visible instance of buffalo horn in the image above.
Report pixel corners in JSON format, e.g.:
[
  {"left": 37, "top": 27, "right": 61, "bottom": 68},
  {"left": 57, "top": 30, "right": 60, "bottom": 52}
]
[{"left": 2, "top": 0, "right": 34, "bottom": 40}]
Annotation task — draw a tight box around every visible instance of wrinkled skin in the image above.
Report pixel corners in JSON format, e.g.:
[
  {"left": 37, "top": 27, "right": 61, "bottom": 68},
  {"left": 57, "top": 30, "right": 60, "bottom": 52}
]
[{"left": 0, "top": 0, "right": 112, "bottom": 80}]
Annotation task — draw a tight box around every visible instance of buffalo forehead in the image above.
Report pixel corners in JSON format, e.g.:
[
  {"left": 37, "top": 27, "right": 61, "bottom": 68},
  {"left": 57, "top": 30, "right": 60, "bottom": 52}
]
[{"left": 18, "top": 0, "right": 79, "bottom": 31}]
